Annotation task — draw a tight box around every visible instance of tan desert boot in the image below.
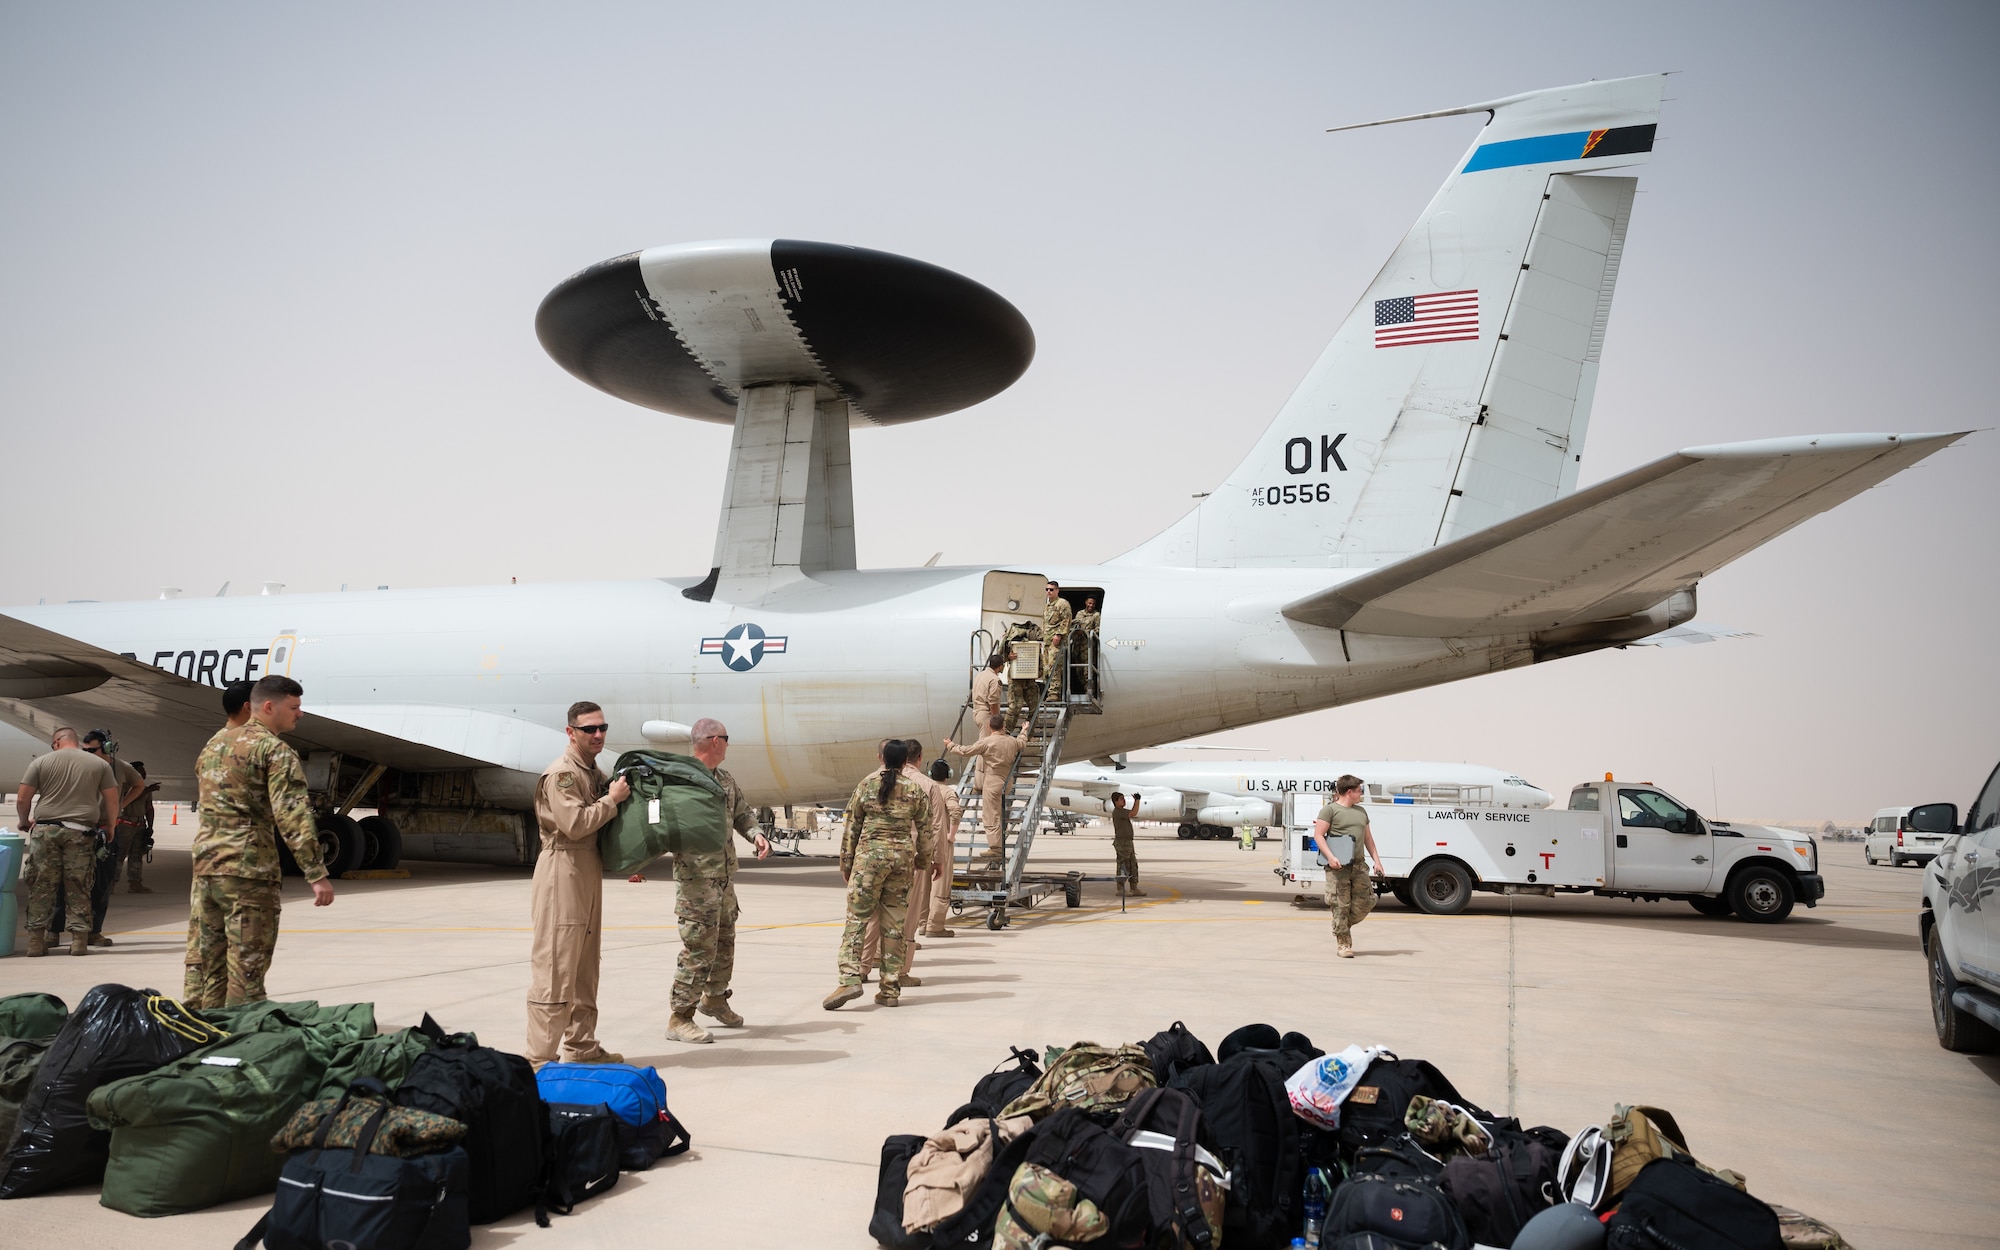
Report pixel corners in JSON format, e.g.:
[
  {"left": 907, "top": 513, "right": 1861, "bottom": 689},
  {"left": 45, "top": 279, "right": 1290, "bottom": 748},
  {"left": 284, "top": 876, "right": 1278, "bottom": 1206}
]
[
  {"left": 664, "top": 1014, "right": 712, "bottom": 1044},
  {"left": 698, "top": 995, "right": 743, "bottom": 1027}
]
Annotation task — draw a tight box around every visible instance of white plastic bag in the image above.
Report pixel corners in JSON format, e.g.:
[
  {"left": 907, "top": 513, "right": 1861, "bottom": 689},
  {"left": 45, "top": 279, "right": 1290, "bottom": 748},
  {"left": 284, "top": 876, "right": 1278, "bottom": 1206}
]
[{"left": 1284, "top": 1044, "right": 1388, "bottom": 1130}]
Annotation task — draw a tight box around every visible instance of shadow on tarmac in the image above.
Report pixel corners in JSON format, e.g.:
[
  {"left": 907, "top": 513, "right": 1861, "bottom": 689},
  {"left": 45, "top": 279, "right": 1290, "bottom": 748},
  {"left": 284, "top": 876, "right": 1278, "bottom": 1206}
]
[
  {"left": 1519, "top": 909, "right": 1920, "bottom": 952},
  {"left": 1966, "top": 1054, "right": 2000, "bottom": 1089},
  {"left": 642, "top": 1048, "right": 851, "bottom": 1070}
]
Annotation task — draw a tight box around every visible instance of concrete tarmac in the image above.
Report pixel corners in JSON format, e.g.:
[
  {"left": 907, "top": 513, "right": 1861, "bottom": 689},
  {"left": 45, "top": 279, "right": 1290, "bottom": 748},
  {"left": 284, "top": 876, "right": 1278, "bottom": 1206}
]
[{"left": 1, "top": 822, "right": 1994, "bottom": 1248}]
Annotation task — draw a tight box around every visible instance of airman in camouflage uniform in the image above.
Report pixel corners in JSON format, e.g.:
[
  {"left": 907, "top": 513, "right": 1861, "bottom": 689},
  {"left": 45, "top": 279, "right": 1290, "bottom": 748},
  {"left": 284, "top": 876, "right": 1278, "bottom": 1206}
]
[
  {"left": 187, "top": 676, "right": 333, "bottom": 1008},
  {"left": 825, "top": 745, "right": 932, "bottom": 1010},
  {"left": 15, "top": 727, "right": 117, "bottom": 957},
  {"left": 1070, "top": 598, "right": 1100, "bottom": 694},
  {"left": 1041, "top": 581, "right": 1073, "bottom": 700},
  {"left": 666, "top": 718, "right": 771, "bottom": 1045}
]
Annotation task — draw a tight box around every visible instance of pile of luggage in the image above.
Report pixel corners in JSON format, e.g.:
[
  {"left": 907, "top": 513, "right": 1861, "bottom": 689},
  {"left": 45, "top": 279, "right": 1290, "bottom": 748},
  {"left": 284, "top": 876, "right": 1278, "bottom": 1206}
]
[
  {"left": 870, "top": 1020, "right": 1850, "bottom": 1250},
  {"left": 0, "top": 987, "right": 690, "bottom": 1248}
]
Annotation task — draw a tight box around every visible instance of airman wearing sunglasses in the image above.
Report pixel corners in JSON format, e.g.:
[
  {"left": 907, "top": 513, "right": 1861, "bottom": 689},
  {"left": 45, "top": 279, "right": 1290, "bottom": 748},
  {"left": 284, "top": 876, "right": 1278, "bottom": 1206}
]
[{"left": 525, "top": 700, "right": 631, "bottom": 1067}]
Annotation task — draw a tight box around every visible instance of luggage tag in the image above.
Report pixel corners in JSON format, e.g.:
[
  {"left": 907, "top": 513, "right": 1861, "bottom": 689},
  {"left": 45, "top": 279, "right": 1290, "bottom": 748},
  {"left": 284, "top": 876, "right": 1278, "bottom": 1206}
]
[
  {"left": 648, "top": 799, "right": 660, "bottom": 823},
  {"left": 200, "top": 1056, "right": 244, "bottom": 1067}
]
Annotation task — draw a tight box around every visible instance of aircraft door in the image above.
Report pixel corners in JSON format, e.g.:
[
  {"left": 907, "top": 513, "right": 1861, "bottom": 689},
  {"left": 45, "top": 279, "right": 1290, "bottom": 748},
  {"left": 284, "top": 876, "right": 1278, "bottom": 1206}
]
[{"left": 1609, "top": 788, "right": 1714, "bottom": 891}]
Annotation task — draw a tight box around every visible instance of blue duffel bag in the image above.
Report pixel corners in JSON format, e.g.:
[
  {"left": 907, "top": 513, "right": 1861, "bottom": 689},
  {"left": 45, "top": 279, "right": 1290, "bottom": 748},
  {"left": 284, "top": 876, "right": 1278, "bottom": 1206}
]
[{"left": 534, "top": 1062, "right": 690, "bottom": 1171}]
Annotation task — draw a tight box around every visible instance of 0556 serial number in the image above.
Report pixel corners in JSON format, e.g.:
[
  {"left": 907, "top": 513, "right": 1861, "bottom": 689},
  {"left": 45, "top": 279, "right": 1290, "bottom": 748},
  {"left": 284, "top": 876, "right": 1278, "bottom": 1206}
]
[{"left": 1251, "top": 483, "right": 1332, "bottom": 506}]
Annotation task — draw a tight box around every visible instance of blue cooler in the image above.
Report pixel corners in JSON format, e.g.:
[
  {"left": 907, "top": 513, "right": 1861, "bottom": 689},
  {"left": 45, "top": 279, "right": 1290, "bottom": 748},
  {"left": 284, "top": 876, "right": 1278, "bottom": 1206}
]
[{"left": 0, "top": 831, "right": 25, "bottom": 957}]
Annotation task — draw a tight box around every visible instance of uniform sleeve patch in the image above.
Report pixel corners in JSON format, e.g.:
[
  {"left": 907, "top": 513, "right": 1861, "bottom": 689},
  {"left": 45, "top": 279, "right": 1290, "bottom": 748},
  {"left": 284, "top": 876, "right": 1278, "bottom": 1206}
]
[{"left": 558, "top": 774, "right": 576, "bottom": 790}]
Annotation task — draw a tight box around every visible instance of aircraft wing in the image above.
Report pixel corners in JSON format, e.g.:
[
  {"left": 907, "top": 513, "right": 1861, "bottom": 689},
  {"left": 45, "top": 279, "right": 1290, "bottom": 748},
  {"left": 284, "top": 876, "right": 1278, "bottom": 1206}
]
[
  {"left": 0, "top": 612, "right": 493, "bottom": 799},
  {"left": 1281, "top": 433, "right": 1966, "bottom": 637}
]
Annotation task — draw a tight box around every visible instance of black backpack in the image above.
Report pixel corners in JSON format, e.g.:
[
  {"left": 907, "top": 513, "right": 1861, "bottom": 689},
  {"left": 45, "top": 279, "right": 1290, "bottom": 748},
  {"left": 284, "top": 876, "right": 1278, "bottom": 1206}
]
[
  {"left": 868, "top": 1134, "right": 930, "bottom": 1250},
  {"left": 1110, "top": 1087, "right": 1224, "bottom": 1250},
  {"left": 236, "top": 1086, "right": 470, "bottom": 1250},
  {"left": 1006, "top": 1107, "right": 1152, "bottom": 1247},
  {"left": 1140, "top": 1021, "right": 1215, "bottom": 1086},
  {"left": 1336, "top": 1056, "right": 1489, "bottom": 1161},
  {"left": 944, "top": 1045, "right": 1043, "bottom": 1127},
  {"left": 1438, "top": 1137, "right": 1563, "bottom": 1245},
  {"left": 1170, "top": 1038, "right": 1336, "bottom": 1250},
  {"left": 395, "top": 1016, "right": 547, "bottom": 1226},
  {"left": 544, "top": 1103, "right": 619, "bottom": 1214},
  {"left": 1349, "top": 1134, "right": 1444, "bottom": 1181},
  {"left": 1604, "top": 1158, "right": 1782, "bottom": 1250},
  {"left": 1324, "top": 1173, "right": 1469, "bottom": 1250}
]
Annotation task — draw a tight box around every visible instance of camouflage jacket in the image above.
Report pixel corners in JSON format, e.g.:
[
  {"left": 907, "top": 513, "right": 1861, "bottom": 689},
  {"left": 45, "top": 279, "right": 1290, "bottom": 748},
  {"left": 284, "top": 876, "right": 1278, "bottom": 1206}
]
[
  {"left": 272, "top": 1092, "right": 466, "bottom": 1157},
  {"left": 1071, "top": 609, "right": 1100, "bottom": 636},
  {"left": 841, "top": 769, "right": 932, "bottom": 876},
  {"left": 194, "top": 721, "right": 326, "bottom": 882},
  {"left": 1043, "top": 595, "right": 1073, "bottom": 641}
]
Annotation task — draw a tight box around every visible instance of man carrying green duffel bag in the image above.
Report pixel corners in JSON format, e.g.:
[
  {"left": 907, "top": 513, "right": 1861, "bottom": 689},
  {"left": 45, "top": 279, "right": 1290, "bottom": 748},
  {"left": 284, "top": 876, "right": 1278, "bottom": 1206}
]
[{"left": 87, "top": 1028, "right": 329, "bottom": 1217}]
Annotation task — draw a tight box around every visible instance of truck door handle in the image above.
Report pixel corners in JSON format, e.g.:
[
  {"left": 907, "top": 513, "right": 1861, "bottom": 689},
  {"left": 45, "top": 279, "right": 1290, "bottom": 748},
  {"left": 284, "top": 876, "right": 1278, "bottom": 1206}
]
[
  {"left": 1616, "top": 834, "right": 1628, "bottom": 848},
  {"left": 1692, "top": 854, "right": 1708, "bottom": 864}
]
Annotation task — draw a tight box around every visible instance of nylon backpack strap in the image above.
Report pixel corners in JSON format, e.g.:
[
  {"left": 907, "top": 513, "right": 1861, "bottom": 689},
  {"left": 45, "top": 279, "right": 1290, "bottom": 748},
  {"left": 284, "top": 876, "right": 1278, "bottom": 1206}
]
[
  {"left": 233, "top": 1212, "right": 270, "bottom": 1250},
  {"left": 347, "top": 1103, "right": 392, "bottom": 1169},
  {"left": 660, "top": 1109, "right": 692, "bottom": 1158}
]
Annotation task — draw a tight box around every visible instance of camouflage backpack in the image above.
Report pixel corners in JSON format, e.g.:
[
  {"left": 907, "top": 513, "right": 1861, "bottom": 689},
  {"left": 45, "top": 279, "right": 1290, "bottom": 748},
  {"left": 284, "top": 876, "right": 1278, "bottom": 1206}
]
[
  {"left": 998, "top": 1042, "right": 1155, "bottom": 1121},
  {"left": 1602, "top": 1104, "right": 1746, "bottom": 1203},
  {"left": 992, "top": 1108, "right": 1151, "bottom": 1250}
]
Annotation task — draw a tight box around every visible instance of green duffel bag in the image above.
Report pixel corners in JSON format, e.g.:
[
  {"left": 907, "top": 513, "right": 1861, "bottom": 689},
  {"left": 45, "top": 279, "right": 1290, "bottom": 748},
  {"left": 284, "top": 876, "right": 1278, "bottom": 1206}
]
[
  {"left": 0, "top": 992, "right": 68, "bottom": 1040},
  {"left": 87, "top": 1029, "right": 327, "bottom": 1217},
  {"left": 198, "top": 998, "right": 377, "bottom": 1041},
  {"left": 316, "top": 1026, "right": 433, "bottom": 1099},
  {"left": 0, "top": 1036, "right": 55, "bottom": 1150},
  {"left": 600, "top": 750, "right": 730, "bottom": 873}
]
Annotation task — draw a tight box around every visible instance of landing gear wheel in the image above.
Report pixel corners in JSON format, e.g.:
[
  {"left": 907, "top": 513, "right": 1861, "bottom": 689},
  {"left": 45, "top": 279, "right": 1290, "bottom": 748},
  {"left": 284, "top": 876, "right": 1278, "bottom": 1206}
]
[
  {"left": 1177, "top": 823, "right": 1196, "bottom": 840},
  {"left": 986, "top": 909, "right": 1005, "bottom": 931},
  {"left": 1727, "top": 865, "right": 1796, "bottom": 923},
  {"left": 315, "top": 813, "right": 365, "bottom": 879},
  {"left": 1063, "top": 874, "right": 1083, "bottom": 908},
  {"left": 1929, "top": 928, "right": 2000, "bottom": 1052},
  {"left": 1410, "top": 860, "right": 1473, "bottom": 915},
  {"left": 1687, "top": 896, "right": 1733, "bottom": 917},
  {"left": 356, "top": 814, "right": 403, "bottom": 871}
]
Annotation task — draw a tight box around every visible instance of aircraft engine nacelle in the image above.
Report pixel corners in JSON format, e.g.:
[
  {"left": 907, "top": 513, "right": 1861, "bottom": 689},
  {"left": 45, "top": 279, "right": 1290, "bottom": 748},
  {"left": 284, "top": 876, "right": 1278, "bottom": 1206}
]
[
  {"left": 1044, "top": 788, "right": 1111, "bottom": 815},
  {"left": 1129, "top": 787, "right": 1189, "bottom": 822},
  {"left": 1192, "top": 799, "right": 1279, "bottom": 827}
]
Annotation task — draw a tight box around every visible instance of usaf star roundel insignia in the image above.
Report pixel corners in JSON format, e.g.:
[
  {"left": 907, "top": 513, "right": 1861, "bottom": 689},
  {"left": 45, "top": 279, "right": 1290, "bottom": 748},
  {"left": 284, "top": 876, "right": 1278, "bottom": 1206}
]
[{"left": 700, "top": 622, "right": 789, "bottom": 672}]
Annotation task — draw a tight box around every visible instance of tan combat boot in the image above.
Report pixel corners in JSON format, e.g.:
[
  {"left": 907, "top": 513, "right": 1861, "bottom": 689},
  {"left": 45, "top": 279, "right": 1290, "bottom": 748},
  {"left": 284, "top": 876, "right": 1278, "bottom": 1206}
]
[
  {"left": 571, "top": 1049, "right": 625, "bottom": 1064},
  {"left": 1337, "top": 934, "right": 1354, "bottom": 958},
  {"left": 24, "top": 931, "right": 47, "bottom": 957},
  {"left": 89, "top": 932, "right": 113, "bottom": 947},
  {"left": 898, "top": 974, "right": 923, "bottom": 987},
  {"left": 823, "top": 984, "right": 863, "bottom": 1011},
  {"left": 69, "top": 933, "right": 90, "bottom": 956},
  {"left": 697, "top": 994, "right": 743, "bottom": 1028},
  {"left": 127, "top": 882, "right": 154, "bottom": 894},
  {"left": 664, "top": 1014, "right": 713, "bottom": 1044},
  {"left": 925, "top": 925, "right": 956, "bottom": 938},
  {"left": 873, "top": 991, "right": 901, "bottom": 1007}
]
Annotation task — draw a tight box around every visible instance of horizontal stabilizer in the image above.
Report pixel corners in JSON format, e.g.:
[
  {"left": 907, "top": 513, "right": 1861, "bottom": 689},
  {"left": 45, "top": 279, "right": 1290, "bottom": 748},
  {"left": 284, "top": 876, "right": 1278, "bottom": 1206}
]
[{"left": 1281, "top": 432, "right": 1966, "bottom": 637}]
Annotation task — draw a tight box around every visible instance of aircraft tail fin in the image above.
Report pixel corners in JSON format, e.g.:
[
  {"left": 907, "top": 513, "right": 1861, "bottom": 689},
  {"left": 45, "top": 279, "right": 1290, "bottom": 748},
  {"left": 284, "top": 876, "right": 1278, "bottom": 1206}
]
[{"left": 1116, "top": 75, "right": 1665, "bottom": 568}]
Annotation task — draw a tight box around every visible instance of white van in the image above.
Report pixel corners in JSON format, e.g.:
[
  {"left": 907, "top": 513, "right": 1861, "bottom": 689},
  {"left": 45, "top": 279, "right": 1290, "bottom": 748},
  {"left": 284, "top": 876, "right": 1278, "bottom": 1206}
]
[{"left": 1864, "top": 806, "right": 1945, "bottom": 867}]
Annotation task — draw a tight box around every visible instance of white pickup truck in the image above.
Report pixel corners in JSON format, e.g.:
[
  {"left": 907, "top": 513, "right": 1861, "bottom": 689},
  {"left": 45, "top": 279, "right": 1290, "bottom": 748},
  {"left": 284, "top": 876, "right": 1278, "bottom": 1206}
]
[{"left": 1275, "top": 776, "right": 1825, "bottom": 923}]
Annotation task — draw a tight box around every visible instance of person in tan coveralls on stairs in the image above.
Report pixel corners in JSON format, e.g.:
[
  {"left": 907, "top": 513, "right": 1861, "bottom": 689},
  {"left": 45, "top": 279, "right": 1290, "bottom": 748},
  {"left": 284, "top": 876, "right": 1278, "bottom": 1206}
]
[{"left": 525, "top": 700, "right": 631, "bottom": 1067}]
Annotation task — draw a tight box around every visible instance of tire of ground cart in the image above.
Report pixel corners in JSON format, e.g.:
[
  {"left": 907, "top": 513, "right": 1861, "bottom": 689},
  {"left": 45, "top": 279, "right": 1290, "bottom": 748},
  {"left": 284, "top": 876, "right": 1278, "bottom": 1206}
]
[
  {"left": 1726, "top": 864, "right": 1796, "bottom": 923},
  {"left": 1409, "top": 859, "right": 1473, "bottom": 915},
  {"left": 1929, "top": 928, "right": 2000, "bottom": 1053},
  {"left": 1687, "top": 896, "right": 1734, "bottom": 917},
  {"left": 1064, "top": 874, "right": 1083, "bottom": 908},
  {"left": 356, "top": 814, "right": 403, "bottom": 871},
  {"left": 986, "top": 909, "right": 1005, "bottom": 931}
]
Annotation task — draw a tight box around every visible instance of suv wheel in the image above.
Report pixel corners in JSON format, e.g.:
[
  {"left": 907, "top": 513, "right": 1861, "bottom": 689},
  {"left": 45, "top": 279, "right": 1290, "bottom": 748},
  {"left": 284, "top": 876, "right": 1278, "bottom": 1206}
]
[
  {"left": 1727, "top": 865, "right": 1795, "bottom": 923},
  {"left": 1928, "top": 929, "right": 2000, "bottom": 1053}
]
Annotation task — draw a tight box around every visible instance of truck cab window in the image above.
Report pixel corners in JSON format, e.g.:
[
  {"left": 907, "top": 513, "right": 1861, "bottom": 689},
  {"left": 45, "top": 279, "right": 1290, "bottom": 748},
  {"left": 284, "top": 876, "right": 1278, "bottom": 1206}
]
[
  {"left": 1970, "top": 762, "right": 2000, "bottom": 834},
  {"left": 1619, "top": 789, "right": 1690, "bottom": 830},
  {"left": 1568, "top": 787, "right": 1600, "bottom": 812}
]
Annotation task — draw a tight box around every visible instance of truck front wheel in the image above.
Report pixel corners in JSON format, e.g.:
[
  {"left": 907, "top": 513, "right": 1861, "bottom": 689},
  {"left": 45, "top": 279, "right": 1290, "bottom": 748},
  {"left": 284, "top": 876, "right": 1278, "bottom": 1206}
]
[
  {"left": 1727, "top": 865, "right": 1796, "bottom": 923},
  {"left": 1929, "top": 929, "right": 2000, "bottom": 1052},
  {"left": 1410, "top": 860, "right": 1473, "bottom": 915}
]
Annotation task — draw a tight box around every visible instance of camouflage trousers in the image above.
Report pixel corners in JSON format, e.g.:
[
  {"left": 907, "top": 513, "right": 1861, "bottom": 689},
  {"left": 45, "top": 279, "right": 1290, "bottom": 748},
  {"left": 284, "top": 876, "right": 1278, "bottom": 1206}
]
[
  {"left": 1004, "top": 678, "right": 1040, "bottom": 734},
  {"left": 1113, "top": 833, "right": 1139, "bottom": 891},
  {"left": 23, "top": 827, "right": 95, "bottom": 934},
  {"left": 671, "top": 854, "right": 739, "bottom": 1015},
  {"left": 184, "top": 875, "right": 284, "bottom": 1008},
  {"left": 1324, "top": 857, "right": 1377, "bottom": 942},
  {"left": 838, "top": 844, "right": 915, "bottom": 995},
  {"left": 115, "top": 822, "right": 149, "bottom": 886}
]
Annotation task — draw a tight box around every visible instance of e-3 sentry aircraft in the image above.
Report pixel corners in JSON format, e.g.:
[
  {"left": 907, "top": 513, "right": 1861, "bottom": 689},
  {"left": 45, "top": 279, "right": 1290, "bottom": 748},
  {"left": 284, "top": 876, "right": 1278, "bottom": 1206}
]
[{"left": 0, "top": 76, "right": 1962, "bottom": 874}]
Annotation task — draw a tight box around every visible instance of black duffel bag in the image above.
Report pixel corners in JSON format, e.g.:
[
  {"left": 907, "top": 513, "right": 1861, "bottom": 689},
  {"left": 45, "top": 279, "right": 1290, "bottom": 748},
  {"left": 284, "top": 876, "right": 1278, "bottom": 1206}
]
[
  {"left": 237, "top": 1086, "right": 470, "bottom": 1250},
  {"left": 396, "top": 1015, "right": 546, "bottom": 1225},
  {"left": 1604, "top": 1157, "right": 1781, "bottom": 1250},
  {"left": 545, "top": 1102, "right": 620, "bottom": 1214}
]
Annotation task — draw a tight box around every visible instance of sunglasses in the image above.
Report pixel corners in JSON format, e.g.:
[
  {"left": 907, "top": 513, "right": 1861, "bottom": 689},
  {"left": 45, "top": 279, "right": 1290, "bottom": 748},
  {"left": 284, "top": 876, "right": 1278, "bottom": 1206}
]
[
  {"left": 700, "top": 734, "right": 729, "bottom": 742},
  {"left": 571, "top": 724, "right": 610, "bottom": 735}
]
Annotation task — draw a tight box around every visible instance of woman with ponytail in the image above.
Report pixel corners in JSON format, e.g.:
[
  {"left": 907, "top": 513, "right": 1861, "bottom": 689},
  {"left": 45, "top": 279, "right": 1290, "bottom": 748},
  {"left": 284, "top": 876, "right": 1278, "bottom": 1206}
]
[{"left": 826, "top": 739, "right": 935, "bottom": 1010}]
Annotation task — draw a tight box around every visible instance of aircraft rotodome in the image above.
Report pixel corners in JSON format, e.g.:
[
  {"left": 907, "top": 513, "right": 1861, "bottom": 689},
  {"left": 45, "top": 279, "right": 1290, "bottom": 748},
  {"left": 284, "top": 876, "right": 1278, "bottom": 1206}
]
[{"left": 0, "top": 76, "right": 1964, "bottom": 870}]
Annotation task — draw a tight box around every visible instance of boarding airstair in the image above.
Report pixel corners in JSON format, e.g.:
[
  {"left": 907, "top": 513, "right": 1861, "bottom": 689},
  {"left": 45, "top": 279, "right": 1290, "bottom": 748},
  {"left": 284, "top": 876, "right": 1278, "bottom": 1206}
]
[{"left": 945, "top": 632, "right": 1115, "bottom": 930}]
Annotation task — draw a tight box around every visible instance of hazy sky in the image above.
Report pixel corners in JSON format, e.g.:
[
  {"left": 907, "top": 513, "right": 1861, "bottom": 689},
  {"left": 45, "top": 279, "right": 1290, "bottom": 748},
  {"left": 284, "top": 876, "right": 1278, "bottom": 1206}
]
[{"left": 2, "top": 2, "right": 1994, "bottom": 820}]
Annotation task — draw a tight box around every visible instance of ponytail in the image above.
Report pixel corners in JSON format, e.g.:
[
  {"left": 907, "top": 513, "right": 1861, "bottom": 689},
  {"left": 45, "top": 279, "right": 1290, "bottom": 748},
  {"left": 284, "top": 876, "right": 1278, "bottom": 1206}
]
[{"left": 877, "top": 739, "right": 910, "bottom": 807}]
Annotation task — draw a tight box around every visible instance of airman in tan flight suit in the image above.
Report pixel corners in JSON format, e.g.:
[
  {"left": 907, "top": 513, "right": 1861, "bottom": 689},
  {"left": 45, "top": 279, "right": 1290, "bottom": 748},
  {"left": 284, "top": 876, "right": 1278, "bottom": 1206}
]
[
  {"left": 922, "top": 758, "right": 963, "bottom": 937},
  {"left": 525, "top": 701, "right": 630, "bottom": 1067},
  {"left": 970, "top": 656, "right": 1006, "bottom": 759},
  {"left": 946, "top": 716, "right": 1023, "bottom": 866}
]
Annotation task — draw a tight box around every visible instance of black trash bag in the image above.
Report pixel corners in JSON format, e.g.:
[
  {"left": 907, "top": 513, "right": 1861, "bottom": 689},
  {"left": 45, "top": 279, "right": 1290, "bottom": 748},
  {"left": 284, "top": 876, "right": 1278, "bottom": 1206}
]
[{"left": 0, "top": 984, "right": 219, "bottom": 1198}]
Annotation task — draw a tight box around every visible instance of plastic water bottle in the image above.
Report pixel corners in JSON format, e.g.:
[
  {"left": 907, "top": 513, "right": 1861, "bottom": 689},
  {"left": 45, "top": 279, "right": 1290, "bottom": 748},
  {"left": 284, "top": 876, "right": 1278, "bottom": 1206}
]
[{"left": 1302, "top": 1167, "right": 1332, "bottom": 1247}]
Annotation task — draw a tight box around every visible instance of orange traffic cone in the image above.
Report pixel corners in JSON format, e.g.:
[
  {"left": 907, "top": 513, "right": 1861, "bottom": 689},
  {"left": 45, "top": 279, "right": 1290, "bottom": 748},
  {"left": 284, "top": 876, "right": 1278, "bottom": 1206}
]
[{"left": 171, "top": 804, "right": 178, "bottom": 825}]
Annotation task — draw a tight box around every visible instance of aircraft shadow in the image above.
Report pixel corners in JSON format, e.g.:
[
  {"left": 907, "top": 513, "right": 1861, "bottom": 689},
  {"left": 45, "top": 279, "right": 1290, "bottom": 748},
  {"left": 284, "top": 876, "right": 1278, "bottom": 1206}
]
[
  {"left": 907, "top": 974, "right": 1022, "bottom": 986},
  {"left": 1515, "top": 909, "right": 1920, "bottom": 952},
  {"left": 893, "top": 991, "right": 1016, "bottom": 1007}
]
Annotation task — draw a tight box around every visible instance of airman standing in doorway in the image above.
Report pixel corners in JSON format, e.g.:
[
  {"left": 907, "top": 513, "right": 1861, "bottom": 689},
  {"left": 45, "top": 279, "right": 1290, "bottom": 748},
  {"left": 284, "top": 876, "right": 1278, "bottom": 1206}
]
[{"left": 1042, "top": 580, "right": 1073, "bottom": 700}]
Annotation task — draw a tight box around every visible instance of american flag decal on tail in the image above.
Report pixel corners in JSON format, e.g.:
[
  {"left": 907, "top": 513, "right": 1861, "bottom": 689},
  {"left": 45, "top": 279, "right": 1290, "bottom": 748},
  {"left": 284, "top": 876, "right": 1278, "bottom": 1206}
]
[{"left": 1374, "top": 290, "right": 1479, "bottom": 348}]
